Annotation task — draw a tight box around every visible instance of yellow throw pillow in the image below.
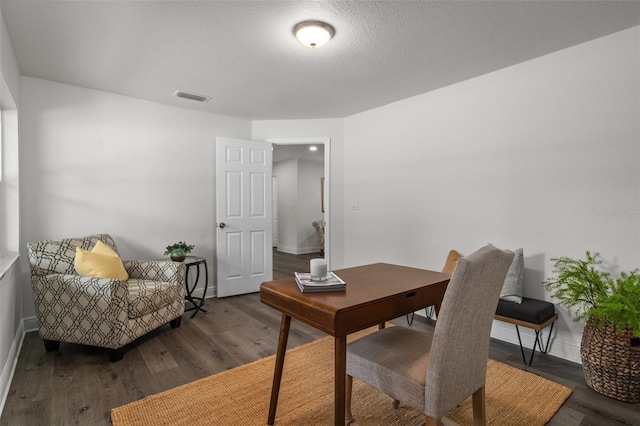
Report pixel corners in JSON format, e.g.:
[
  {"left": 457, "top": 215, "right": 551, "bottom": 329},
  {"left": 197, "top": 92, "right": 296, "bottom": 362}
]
[
  {"left": 442, "top": 249, "right": 463, "bottom": 275},
  {"left": 74, "top": 243, "right": 128, "bottom": 280},
  {"left": 91, "top": 240, "right": 120, "bottom": 257}
]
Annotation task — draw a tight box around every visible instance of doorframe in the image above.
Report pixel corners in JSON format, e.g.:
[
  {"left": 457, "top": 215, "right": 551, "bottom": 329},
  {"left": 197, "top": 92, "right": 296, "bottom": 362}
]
[{"left": 267, "top": 137, "right": 330, "bottom": 268}]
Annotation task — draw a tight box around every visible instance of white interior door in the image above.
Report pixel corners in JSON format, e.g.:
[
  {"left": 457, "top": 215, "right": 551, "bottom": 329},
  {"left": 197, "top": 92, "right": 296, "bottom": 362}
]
[{"left": 216, "top": 137, "right": 273, "bottom": 297}]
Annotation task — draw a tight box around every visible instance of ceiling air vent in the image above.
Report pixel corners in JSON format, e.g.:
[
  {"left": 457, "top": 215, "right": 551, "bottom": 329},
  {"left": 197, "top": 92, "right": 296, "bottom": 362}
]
[{"left": 173, "top": 90, "right": 211, "bottom": 103}]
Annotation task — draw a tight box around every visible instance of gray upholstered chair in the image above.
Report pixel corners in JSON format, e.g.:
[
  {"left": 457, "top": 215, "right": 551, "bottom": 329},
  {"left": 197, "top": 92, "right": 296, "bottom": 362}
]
[
  {"left": 346, "top": 244, "right": 514, "bottom": 425},
  {"left": 27, "top": 234, "right": 185, "bottom": 362},
  {"left": 407, "top": 249, "right": 463, "bottom": 325}
]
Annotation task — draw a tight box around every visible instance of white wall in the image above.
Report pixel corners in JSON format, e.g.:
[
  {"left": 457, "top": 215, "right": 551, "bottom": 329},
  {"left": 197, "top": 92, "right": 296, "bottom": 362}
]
[
  {"left": 0, "top": 9, "right": 19, "bottom": 109},
  {"left": 0, "top": 6, "right": 21, "bottom": 415},
  {"left": 19, "top": 77, "right": 251, "bottom": 318},
  {"left": 252, "top": 119, "right": 345, "bottom": 268},
  {"left": 273, "top": 158, "right": 323, "bottom": 254},
  {"left": 297, "top": 159, "right": 323, "bottom": 251},
  {"left": 342, "top": 27, "right": 640, "bottom": 363},
  {"left": 274, "top": 159, "right": 297, "bottom": 252}
]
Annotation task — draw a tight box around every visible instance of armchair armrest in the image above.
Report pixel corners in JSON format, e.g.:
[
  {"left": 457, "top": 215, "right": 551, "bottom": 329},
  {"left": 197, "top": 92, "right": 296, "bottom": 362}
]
[
  {"left": 34, "top": 273, "right": 128, "bottom": 305},
  {"left": 123, "top": 260, "right": 185, "bottom": 285}
]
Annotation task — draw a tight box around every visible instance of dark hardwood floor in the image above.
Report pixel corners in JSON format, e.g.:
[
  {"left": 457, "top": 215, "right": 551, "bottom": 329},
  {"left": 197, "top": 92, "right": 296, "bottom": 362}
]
[
  {"left": 272, "top": 248, "right": 320, "bottom": 280},
  {"left": 1, "top": 250, "right": 638, "bottom": 425}
]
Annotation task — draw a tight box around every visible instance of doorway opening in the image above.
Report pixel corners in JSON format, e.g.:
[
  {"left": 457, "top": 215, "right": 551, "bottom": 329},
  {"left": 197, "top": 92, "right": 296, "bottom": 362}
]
[{"left": 268, "top": 137, "right": 330, "bottom": 277}]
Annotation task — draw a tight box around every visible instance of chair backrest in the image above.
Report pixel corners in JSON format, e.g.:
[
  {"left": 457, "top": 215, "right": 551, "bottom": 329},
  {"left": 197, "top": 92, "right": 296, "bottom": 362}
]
[
  {"left": 424, "top": 244, "right": 514, "bottom": 418},
  {"left": 27, "top": 234, "right": 118, "bottom": 276}
]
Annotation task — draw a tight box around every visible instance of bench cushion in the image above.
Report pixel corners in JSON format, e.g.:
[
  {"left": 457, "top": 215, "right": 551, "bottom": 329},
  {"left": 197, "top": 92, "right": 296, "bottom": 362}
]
[{"left": 496, "top": 297, "right": 555, "bottom": 324}]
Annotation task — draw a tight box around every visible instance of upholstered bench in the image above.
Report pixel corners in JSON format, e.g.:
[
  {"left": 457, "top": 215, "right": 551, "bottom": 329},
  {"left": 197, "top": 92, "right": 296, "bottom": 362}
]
[{"left": 494, "top": 297, "right": 558, "bottom": 365}]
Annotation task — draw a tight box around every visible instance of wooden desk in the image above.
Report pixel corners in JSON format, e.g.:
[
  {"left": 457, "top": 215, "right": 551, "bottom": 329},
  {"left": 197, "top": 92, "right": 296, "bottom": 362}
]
[{"left": 260, "top": 262, "right": 450, "bottom": 426}]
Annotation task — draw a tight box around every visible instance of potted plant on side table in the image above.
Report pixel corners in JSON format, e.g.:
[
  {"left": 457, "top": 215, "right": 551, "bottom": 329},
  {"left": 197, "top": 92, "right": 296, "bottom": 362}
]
[
  {"left": 164, "top": 241, "right": 194, "bottom": 262},
  {"left": 544, "top": 251, "right": 640, "bottom": 403}
]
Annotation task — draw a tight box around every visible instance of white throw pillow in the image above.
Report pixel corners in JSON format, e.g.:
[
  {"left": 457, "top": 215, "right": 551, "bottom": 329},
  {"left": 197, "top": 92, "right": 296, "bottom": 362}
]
[{"left": 500, "top": 248, "right": 524, "bottom": 304}]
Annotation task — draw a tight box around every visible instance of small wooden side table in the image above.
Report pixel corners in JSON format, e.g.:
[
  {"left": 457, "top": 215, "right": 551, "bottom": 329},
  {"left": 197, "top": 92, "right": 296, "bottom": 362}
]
[{"left": 184, "top": 256, "right": 208, "bottom": 318}]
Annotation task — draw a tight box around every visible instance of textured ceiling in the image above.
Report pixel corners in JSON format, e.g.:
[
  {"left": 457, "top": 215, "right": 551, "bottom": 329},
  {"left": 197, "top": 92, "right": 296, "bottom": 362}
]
[{"left": 1, "top": 1, "right": 639, "bottom": 120}]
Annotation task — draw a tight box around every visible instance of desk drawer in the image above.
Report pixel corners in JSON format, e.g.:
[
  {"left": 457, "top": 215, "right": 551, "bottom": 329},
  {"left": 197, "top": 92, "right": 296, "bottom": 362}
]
[{"left": 336, "top": 281, "right": 447, "bottom": 335}]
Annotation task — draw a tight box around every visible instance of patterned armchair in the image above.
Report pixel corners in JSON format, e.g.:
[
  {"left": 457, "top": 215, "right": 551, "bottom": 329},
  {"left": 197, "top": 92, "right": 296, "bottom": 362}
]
[{"left": 26, "top": 234, "right": 185, "bottom": 362}]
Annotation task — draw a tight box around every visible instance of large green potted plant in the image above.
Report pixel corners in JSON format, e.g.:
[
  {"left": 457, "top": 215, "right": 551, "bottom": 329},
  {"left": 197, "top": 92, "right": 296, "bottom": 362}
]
[{"left": 544, "top": 251, "right": 640, "bottom": 403}]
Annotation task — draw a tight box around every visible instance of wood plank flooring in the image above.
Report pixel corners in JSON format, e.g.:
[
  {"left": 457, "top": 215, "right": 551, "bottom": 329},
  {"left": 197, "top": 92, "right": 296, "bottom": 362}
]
[
  {"left": 2, "top": 250, "right": 638, "bottom": 425},
  {"left": 272, "top": 248, "right": 319, "bottom": 280}
]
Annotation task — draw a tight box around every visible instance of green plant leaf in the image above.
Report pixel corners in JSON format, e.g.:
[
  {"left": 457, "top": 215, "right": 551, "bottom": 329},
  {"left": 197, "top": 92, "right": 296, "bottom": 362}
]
[
  {"left": 163, "top": 241, "right": 194, "bottom": 256},
  {"left": 543, "top": 251, "right": 640, "bottom": 336}
]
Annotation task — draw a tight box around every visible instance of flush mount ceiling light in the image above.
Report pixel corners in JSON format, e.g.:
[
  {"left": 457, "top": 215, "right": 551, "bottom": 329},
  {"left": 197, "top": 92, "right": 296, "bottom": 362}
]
[{"left": 294, "top": 21, "right": 335, "bottom": 48}]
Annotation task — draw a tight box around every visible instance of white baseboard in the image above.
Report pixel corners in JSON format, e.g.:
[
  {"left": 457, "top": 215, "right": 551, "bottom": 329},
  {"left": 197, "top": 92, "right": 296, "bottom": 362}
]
[
  {"left": 276, "top": 246, "right": 321, "bottom": 255},
  {"left": 23, "top": 316, "right": 39, "bottom": 333},
  {"left": 0, "top": 321, "right": 25, "bottom": 416},
  {"left": 413, "top": 309, "right": 582, "bottom": 364},
  {"left": 188, "top": 285, "right": 215, "bottom": 300},
  {"left": 490, "top": 321, "right": 581, "bottom": 364}
]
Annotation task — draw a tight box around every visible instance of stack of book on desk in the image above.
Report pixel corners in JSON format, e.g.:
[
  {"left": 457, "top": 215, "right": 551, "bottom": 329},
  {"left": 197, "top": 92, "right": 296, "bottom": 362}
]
[{"left": 294, "top": 271, "right": 346, "bottom": 293}]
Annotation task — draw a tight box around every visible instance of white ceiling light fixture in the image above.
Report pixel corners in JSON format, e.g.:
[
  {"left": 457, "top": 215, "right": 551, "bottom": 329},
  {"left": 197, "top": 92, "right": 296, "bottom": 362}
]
[
  {"left": 294, "top": 21, "right": 335, "bottom": 48},
  {"left": 309, "top": 146, "right": 318, "bottom": 151}
]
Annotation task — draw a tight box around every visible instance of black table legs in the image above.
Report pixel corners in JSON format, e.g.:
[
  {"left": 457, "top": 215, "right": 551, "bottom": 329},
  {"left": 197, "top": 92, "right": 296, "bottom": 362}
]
[{"left": 184, "top": 257, "right": 208, "bottom": 318}]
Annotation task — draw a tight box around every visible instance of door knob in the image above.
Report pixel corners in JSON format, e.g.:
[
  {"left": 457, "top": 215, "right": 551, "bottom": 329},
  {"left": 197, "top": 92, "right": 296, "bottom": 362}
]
[{"left": 219, "top": 222, "right": 226, "bottom": 229}]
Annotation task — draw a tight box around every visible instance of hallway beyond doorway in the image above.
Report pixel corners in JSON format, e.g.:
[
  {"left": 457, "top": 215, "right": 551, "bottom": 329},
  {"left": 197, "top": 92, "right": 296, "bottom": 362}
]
[{"left": 273, "top": 248, "right": 321, "bottom": 280}]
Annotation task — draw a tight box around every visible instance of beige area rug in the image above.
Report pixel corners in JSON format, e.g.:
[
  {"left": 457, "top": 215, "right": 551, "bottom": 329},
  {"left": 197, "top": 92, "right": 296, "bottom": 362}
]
[{"left": 111, "top": 328, "right": 572, "bottom": 425}]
